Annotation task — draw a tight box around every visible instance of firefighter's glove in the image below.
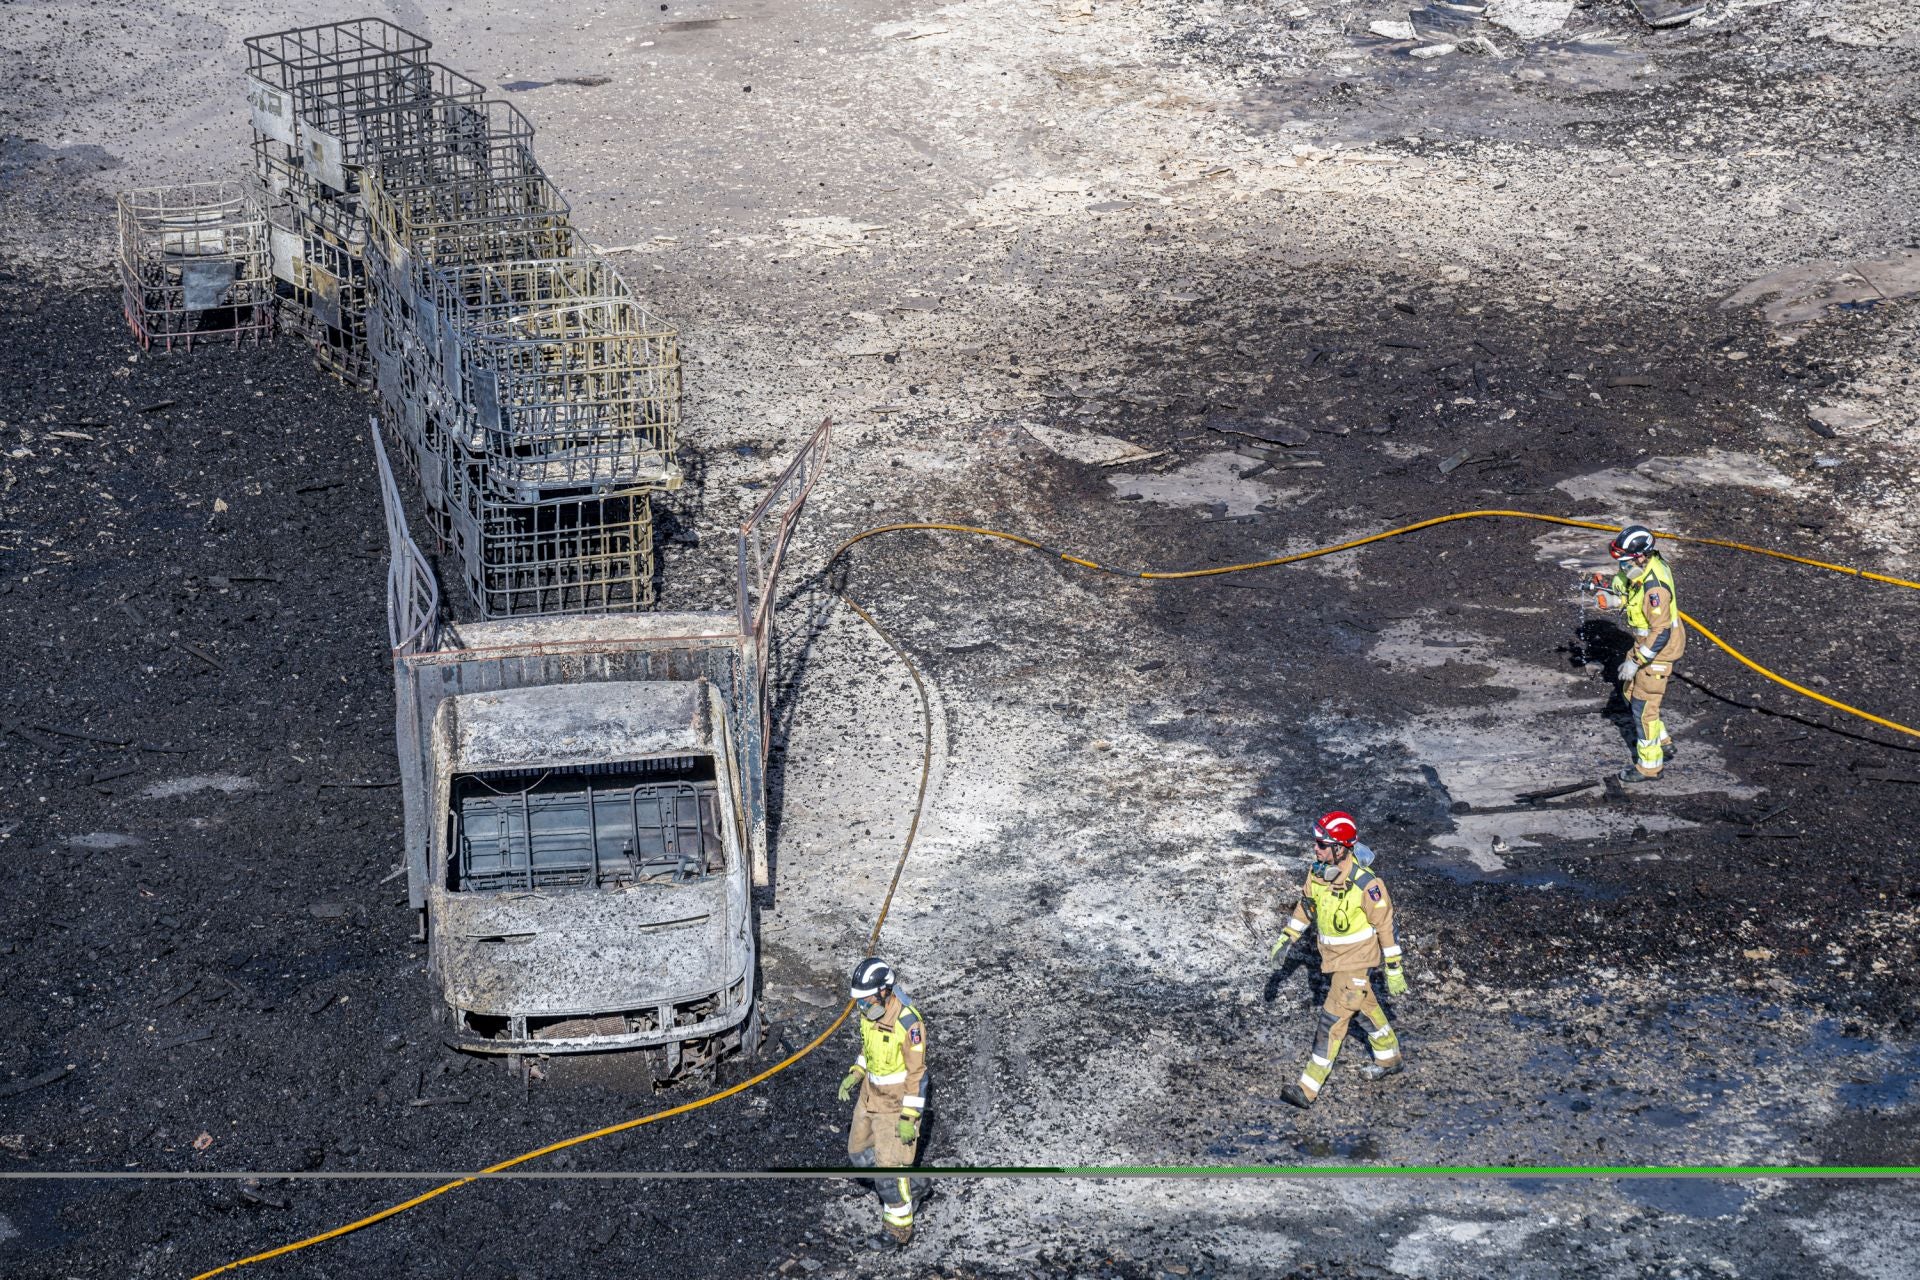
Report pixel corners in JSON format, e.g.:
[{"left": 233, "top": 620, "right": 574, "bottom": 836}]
[
  {"left": 1385, "top": 963, "right": 1409, "bottom": 997},
  {"left": 1269, "top": 932, "right": 1299, "bottom": 965},
  {"left": 896, "top": 1115, "right": 919, "bottom": 1145},
  {"left": 837, "top": 1071, "right": 863, "bottom": 1104},
  {"left": 1618, "top": 657, "right": 1641, "bottom": 684}
]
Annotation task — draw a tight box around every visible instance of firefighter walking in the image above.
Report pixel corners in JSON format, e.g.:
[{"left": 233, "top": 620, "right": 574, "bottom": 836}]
[
  {"left": 1588, "top": 523, "right": 1685, "bottom": 781},
  {"left": 1270, "top": 811, "right": 1406, "bottom": 1109},
  {"left": 837, "top": 957, "right": 928, "bottom": 1246}
]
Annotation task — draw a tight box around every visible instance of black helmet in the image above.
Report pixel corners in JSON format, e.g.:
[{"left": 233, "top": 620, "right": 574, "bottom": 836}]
[
  {"left": 849, "top": 957, "right": 895, "bottom": 1000},
  {"left": 1609, "top": 524, "right": 1656, "bottom": 560}
]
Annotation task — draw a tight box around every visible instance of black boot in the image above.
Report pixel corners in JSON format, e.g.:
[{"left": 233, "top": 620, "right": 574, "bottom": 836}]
[{"left": 1281, "top": 1083, "right": 1314, "bottom": 1110}]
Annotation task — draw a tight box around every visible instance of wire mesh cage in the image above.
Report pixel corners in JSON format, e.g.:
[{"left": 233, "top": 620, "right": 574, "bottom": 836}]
[
  {"left": 294, "top": 187, "right": 378, "bottom": 387},
  {"left": 444, "top": 439, "right": 658, "bottom": 616},
  {"left": 363, "top": 141, "right": 569, "bottom": 272},
  {"left": 360, "top": 125, "right": 578, "bottom": 421},
  {"left": 243, "top": 27, "right": 474, "bottom": 383},
  {"left": 118, "top": 180, "right": 275, "bottom": 351},
  {"left": 244, "top": 19, "right": 435, "bottom": 193},
  {"left": 424, "top": 256, "right": 681, "bottom": 498},
  {"left": 359, "top": 93, "right": 531, "bottom": 195},
  {"left": 365, "top": 226, "right": 591, "bottom": 516},
  {"left": 125, "top": 18, "right": 684, "bottom": 620}
]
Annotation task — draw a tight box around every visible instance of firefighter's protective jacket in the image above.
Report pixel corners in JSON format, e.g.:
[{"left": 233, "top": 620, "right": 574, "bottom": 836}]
[
  {"left": 851, "top": 993, "right": 928, "bottom": 1117},
  {"left": 1610, "top": 554, "right": 1686, "bottom": 664},
  {"left": 1284, "top": 863, "right": 1400, "bottom": 973}
]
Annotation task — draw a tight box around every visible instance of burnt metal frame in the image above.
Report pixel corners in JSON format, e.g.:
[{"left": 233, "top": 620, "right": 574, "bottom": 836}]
[
  {"left": 730, "top": 419, "right": 834, "bottom": 850},
  {"left": 244, "top": 19, "right": 434, "bottom": 192},
  {"left": 738, "top": 418, "right": 834, "bottom": 639},
  {"left": 372, "top": 422, "right": 440, "bottom": 655},
  {"left": 452, "top": 775, "right": 722, "bottom": 892},
  {"left": 423, "top": 255, "right": 681, "bottom": 498},
  {"left": 117, "top": 180, "right": 275, "bottom": 351}
]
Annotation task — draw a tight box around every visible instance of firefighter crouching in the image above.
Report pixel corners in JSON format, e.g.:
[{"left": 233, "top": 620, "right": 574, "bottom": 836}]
[
  {"left": 1270, "top": 811, "right": 1406, "bottom": 1109},
  {"left": 1587, "top": 523, "right": 1685, "bottom": 782},
  {"left": 838, "top": 957, "right": 929, "bottom": 1246}
]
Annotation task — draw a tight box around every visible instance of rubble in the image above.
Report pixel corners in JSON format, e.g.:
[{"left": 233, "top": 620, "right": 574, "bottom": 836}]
[{"left": 8, "top": 0, "right": 1920, "bottom": 1274}]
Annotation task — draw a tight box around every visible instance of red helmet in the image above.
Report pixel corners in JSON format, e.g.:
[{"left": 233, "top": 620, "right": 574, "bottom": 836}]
[{"left": 1313, "top": 810, "right": 1358, "bottom": 847}]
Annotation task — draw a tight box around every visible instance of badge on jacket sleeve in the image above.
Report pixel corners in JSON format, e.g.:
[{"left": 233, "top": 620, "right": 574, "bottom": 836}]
[
  {"left": 1367, "top": 884, "right": 1382, "bottom": 902},
  {"left": 908, "top": 1023, "right": 924, "bottom": 1048}
]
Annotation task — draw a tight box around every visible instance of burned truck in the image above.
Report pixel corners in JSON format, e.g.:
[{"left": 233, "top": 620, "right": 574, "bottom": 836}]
[{"left": 374, "top": 421, "right": 829, "bottom": 1078}]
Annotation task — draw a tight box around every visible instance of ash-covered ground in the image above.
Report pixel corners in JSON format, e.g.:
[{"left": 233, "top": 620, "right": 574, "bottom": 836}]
[{"left": 4, "top": 1, "right": 1920, "bottom": 1278}]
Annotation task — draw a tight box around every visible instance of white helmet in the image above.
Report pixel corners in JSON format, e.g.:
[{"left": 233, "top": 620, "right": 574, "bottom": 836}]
[{"left": 849, "top": 957, "right": 895, "bottom": 999}]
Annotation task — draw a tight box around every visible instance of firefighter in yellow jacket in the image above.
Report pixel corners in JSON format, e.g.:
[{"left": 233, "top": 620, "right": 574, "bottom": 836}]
[
  {"left": 837, "top": 957, "right": 928, "bottom": 1245},
  {"left": 1270, "top": 811, "right": 1405, "bottom": 1109},
  {"left": 1589, "top": 524, "right": 1685, "bottom": 781}
]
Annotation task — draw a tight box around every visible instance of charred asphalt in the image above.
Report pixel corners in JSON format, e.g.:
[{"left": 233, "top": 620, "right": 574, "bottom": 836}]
[
  {"left": 6, "top": 1, "right": 1920, "bottom": 1277},
  {"left": 5, "top": 249, "right": 1919, "bottom": 1278}
]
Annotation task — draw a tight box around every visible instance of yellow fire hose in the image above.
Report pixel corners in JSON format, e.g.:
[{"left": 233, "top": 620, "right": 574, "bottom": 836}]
[
  {"left": 189, "top": 587, "right": 933, "bottom": 1280},
  {"left": 835, "top": 511, "right": 1920, "bottom": 739},
  {"left": 191, "top": 508, "right": 1916, "bottom": 1277}
]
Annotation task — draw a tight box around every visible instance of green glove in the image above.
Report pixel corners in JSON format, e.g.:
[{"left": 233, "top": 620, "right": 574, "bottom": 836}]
[
  {"left": 1385, "top": 964, "right": 1408, "bottom": 997},
  {"left": 897, "top": 1115, "right": 919, "bottom": 1144},
  {"left": 837, "top": 1071, "right": 862, "bottom": 1103},
  {"left": 1269, "top": 933, "right": 1297, "bottom": 964}
]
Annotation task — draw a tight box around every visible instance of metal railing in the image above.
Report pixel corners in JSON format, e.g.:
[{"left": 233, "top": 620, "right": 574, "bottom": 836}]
[
  {"left": 372, "top": 421, "right": 440, "bottom": 655},
  {"left": 737, "top": 419, "right": 834, "bottom": 640}
]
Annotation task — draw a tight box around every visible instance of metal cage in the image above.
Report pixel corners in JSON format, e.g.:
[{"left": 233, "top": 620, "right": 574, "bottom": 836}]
[
  {"left": 363, "top": 147, "right": 569, "bottom": 271},
  {"left": 444, "top": 440, "right": 659, "bottom": 617},
  {"left": 424, "top": 256, "right": 681, "bottom": 498},
  {"left": 117, "top": 180, "right": 275, "bottom": 351},
  {"left": 244, "top": 18, "right": 435, "bottom": 193}
]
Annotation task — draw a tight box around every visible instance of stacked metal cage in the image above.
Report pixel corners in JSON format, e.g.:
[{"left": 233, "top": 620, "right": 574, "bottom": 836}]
[
  {"left": 117, "top": 18, "right": 683, "bottom": 618},
  {"left": 243, "top": 20, "right": 478, "bottom": 388},
  {"left": 355, "top": 63, "right": 682, "bottom": 617},
  {"left": 117, "top": 180, "right": 275, "bottom": 351}
]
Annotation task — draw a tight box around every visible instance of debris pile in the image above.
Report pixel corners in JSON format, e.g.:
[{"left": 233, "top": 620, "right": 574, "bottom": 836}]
[
  {"left": 115, "top": 17, "right": 682, "bottom": 617},
  {"left": 1383, "top": 0, "right": 1704, "bottom": 55}
]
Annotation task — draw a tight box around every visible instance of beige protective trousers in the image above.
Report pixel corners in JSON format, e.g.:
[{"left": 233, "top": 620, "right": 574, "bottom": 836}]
[
  {"left": 1297, "top": 969, "right": 1400, "bottom": 1103},
  {"left": 849, "top": 1101, "right": 921, "bottom": 1233},
  {"left": 1627, "top": 659, "right": 1676, "bottom": 777}
]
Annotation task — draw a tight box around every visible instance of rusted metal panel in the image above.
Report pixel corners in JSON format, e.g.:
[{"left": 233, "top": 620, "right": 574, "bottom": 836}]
[{"left": 301, "top": 123, "right": 348, "bottom": 193}]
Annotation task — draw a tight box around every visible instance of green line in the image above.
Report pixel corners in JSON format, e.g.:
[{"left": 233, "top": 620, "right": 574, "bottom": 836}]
[{"left": 2, "top": 1165, "right": 1917, "bottom": 1181}]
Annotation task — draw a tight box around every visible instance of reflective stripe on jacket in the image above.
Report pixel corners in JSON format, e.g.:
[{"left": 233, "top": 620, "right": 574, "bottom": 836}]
[
  {"left": 1289, "top": 864, "right": 1398, "bottom": 973},
  {"left": 852, "top": 995, "right": 929, "bottom": 1116}
]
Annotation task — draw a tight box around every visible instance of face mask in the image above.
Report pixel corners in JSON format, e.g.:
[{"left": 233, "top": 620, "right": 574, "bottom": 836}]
[
  {"left": 1311, "top": 846, "right": 1346, "bottom": 882},
  {"left": 859, "top": 998, "right": 886, "bottom": 1021}
]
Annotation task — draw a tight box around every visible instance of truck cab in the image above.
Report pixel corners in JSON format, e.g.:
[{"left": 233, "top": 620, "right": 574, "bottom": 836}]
[{"left": 427, "top": 679, "right": 756, "bottom": 1073}]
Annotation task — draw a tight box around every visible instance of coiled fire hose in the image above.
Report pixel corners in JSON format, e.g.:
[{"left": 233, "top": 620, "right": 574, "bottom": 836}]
[{"left": 192, "top": 508, "right": 1917, "bottom": 1276}]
